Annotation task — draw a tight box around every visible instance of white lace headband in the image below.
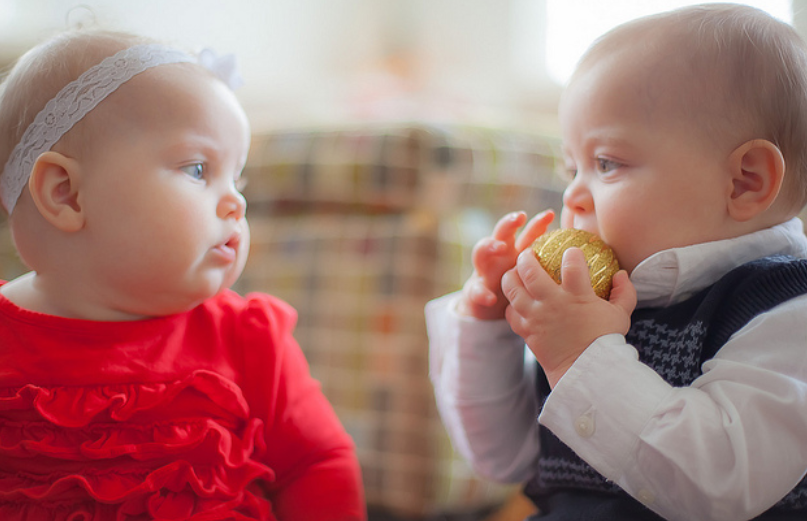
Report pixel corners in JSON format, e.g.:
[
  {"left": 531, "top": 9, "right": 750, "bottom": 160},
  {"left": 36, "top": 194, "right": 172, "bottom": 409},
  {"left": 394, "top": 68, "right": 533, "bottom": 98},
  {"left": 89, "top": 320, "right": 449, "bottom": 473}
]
[{"left": 0, "top": 43, "right": 242, "bottom": 214}]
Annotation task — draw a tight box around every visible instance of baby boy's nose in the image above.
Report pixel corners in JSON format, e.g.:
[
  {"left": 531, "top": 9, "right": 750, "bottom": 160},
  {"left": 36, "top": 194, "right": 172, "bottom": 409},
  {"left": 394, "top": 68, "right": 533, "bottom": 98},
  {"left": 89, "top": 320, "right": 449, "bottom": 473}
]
[{"left": 562, "top": 178, "right": 593, "bottom": 215}]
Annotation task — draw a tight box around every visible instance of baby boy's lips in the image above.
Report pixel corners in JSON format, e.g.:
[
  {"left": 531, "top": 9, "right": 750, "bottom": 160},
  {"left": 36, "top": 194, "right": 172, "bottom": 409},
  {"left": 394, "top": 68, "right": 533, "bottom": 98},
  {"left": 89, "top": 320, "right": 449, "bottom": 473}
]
[{"left": 568, "top": 222, "right": 599, "bottom": 239}]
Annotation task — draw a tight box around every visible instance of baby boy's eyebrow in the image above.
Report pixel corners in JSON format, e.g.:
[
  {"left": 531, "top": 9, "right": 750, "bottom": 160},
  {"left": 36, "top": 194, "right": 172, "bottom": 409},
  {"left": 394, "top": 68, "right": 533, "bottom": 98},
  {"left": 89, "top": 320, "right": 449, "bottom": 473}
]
[
  {"left": 581, "top": 131, "right": 644, "bottom": 156},
  {"left": 563, "top": 136, "right": 631, "bottom": 157}
]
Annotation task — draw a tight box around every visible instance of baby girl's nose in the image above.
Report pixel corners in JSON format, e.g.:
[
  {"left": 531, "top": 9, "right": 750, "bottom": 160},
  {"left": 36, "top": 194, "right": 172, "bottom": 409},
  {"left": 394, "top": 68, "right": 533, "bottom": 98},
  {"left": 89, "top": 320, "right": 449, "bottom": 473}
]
[{"left": 217, "top": 189, "right": 247, "bottom": 220}]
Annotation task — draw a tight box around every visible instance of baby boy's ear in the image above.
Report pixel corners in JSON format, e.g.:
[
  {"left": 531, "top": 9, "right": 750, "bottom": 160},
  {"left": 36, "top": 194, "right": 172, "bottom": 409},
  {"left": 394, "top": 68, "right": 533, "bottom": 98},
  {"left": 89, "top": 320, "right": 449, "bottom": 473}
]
[
  {"left": 27, "top": 151, "right": 85, "bottom": 232},
  {"left": 727, "top": 139, "right": 785, "bottom": 222}
]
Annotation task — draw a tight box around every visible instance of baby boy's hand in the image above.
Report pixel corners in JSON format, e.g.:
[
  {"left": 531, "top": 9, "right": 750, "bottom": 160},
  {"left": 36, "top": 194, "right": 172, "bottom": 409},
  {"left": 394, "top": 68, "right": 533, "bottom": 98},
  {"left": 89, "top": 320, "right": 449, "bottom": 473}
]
[
  {"left": 502, "top": 246, "right": 637, "bottom": 387},
  {"left": 457, "top": 210, "right": 554, "bottom": 320}
]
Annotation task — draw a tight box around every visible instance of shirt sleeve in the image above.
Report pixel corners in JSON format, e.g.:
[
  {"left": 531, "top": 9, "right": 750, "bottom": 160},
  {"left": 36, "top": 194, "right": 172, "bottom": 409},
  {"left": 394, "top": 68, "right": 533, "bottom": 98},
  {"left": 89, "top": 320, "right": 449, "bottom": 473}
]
[
  {"left": 540, "top": 294, "right": 807, "bottom": 521},
  {"left": 426, "top": 292, "right": 542, "bottom": 483},
  {"left": 239, "top": 293, "right": 366, "bottom": 521}
]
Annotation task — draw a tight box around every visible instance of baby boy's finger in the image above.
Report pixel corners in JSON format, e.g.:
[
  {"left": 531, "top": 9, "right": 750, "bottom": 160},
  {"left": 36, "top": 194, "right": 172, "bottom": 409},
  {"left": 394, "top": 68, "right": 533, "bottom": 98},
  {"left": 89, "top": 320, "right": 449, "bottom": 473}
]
[
  {"left": 514, "top": 248, "right": 556, "bottom": 298},
  {"left": 471, "top": 238, "right": 508, "bottom": 271},
  {"left": 472, "top": 237, "right": 505, "bottom": 258},
  {"left": 609, "top": 270, "right": 638, "bottom": 314},
  {"left": 560, "top": 247, "right": 595, "bottom": 297},
  {"left": 492, "top": 211, "right": 527, "bottom": 242},
  {"left": 467, "top": 280, "right": 498, "bottom": 307},
  {"left": 515, "top": 210, "right": 555, "bottom": 252},
  {"left": 501, "top": 267, "right": 525, "bottom": 305}
]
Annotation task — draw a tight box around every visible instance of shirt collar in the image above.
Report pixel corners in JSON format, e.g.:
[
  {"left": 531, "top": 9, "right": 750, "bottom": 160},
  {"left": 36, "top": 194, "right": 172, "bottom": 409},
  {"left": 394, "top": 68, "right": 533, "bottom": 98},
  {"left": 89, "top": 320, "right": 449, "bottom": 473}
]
[{"left": 630, "top": 218, "right": 807, "bottom": 308}]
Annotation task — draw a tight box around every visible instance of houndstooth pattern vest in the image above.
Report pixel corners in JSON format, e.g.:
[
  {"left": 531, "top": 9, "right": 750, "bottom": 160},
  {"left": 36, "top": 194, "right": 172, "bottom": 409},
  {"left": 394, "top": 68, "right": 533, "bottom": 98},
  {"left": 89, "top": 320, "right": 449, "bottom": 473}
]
[{"left": 524, "top": 255, "right": 807, "bottom": 518}]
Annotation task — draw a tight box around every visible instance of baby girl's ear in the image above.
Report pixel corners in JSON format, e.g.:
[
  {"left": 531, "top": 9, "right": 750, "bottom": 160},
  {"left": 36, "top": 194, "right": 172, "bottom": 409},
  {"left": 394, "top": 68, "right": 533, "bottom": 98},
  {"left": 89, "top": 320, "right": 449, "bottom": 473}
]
[
  {"left": 726, "top": 139, "right": 785, "bottom": 222},
  {"left": 27, "top": 151, "right": 85, "bottom": 232}
]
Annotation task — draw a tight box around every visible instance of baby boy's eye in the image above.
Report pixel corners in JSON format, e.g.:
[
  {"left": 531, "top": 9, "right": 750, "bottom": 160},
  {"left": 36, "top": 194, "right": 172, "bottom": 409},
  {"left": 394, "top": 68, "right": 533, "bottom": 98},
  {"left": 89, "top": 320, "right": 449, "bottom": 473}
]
[
  {"left": 180, "top": 163, "right": 205, "bottom": 180},
  {"left": 596, "top": 157, "right": 621, "bottom": 173}
]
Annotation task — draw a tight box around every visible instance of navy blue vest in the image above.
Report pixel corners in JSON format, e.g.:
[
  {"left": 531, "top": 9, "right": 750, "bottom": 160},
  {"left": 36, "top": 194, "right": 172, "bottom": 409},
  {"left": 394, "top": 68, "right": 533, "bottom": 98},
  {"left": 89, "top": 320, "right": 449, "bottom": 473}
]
[{"left": 524, "top": 256, "right": 807, "bottom": 520}]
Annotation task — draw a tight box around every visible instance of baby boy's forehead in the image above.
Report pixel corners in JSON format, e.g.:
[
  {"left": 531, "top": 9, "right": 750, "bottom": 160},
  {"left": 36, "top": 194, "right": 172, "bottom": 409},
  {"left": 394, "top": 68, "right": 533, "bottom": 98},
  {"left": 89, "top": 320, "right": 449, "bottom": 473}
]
[
  {"left": 579, "top": 12, "right": 728, "bottom": 77},
  {"left": 561, "top": 40, "right": 738, "bottom": 156},
  {"left": 577, "top": 26, "right": 724, "bottom": 111}
]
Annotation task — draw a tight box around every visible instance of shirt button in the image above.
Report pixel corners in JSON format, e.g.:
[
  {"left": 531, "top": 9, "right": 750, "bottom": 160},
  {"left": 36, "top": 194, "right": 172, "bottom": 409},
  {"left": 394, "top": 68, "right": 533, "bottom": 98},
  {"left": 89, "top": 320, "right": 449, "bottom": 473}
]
[
  {"left": 637, "top": 488, "right": 655, "bottom": 505},
  {"left": 574, "top": 414, "right": 595, "bottom": 438}
]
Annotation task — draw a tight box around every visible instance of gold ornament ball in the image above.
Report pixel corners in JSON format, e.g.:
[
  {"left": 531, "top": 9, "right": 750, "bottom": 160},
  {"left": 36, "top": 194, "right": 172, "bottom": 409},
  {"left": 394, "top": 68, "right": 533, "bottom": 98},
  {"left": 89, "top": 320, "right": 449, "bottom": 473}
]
[{"left": 531, "top": 228, "right": 620, "bottom": 299}]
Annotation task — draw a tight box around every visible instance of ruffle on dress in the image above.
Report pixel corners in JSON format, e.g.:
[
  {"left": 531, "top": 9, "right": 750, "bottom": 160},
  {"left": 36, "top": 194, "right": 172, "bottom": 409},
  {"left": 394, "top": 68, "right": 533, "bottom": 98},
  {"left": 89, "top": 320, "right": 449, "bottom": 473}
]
[{"left": 0, "top": 370, "right": 276, "bottom": 520}]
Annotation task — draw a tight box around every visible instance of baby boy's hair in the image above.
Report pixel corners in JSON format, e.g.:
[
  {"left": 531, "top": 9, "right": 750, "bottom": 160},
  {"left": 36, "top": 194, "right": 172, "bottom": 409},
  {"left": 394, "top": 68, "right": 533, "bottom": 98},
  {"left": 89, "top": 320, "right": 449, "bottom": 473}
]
[
  {"left": 576, "top": 4, "right": 807, "bottom": 215},
  {"left": 0, "top": 30, "right": 154, "bottom": 213}
]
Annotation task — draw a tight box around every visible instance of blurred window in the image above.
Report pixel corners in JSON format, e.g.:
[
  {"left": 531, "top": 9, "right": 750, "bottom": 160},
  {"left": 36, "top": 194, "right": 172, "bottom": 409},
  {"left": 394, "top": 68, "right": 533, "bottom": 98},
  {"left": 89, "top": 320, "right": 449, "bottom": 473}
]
[{"left": 545, "top": 0, "right": 793, "bottom": 85}]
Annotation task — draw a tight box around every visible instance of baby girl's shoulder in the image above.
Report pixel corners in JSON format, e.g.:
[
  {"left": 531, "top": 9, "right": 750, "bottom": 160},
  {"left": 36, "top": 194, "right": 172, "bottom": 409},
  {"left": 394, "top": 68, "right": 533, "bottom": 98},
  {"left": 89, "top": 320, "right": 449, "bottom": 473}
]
[{"left": 198, "top": 289, "right": 298, "bottom": 333}]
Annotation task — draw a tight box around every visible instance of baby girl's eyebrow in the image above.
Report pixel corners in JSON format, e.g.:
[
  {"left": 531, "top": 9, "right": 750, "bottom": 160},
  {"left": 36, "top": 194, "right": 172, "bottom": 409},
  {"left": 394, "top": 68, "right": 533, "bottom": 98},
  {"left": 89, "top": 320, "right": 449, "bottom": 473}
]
[{"left": 164, "top": 134, "right": 226, "bottom": 162}]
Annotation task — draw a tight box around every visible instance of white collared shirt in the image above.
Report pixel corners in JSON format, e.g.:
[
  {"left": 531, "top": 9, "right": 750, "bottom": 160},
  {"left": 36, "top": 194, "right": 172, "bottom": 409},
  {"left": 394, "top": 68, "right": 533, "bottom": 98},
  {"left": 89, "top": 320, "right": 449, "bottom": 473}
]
[{"left": 427, "top": 218, "right": 807, "bottom": 521}]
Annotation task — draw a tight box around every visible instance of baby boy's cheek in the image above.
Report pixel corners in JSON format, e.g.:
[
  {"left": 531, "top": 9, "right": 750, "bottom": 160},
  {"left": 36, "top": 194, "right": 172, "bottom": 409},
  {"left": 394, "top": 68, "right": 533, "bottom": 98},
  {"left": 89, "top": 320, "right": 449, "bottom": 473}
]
[{"left": 559, "top": 206, "right": 574, "bottom": 229}]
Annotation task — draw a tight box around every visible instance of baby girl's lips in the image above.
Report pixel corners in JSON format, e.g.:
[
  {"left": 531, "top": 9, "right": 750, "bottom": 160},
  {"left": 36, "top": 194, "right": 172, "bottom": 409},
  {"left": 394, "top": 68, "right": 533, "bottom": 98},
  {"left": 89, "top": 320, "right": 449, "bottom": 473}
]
[{"left": 213, "top": 234, "right": 240, "bottom": 263}]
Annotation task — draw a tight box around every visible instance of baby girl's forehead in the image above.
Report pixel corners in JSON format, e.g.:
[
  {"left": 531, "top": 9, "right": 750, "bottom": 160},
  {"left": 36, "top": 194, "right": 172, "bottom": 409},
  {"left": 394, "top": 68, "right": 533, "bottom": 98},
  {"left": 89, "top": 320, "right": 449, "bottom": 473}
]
[
  {"left": 104, "top": 64, "right": 219, "bottom": 115},
  {"left": 126, "top": 62, "right": 212, "bottom": 94},
  {"left": 64, "top": 64, "right": 209, "bottom": 140}
]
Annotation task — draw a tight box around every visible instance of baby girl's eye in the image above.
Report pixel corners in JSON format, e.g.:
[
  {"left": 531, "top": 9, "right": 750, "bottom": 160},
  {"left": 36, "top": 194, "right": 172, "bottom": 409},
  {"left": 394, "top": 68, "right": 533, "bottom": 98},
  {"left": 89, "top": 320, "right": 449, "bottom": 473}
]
[
  {"left": 180, "top": 163, "right": 205, "bottom": 180},
  {"left": 595, "top": 157, "right": 621, "bottom": 173}
]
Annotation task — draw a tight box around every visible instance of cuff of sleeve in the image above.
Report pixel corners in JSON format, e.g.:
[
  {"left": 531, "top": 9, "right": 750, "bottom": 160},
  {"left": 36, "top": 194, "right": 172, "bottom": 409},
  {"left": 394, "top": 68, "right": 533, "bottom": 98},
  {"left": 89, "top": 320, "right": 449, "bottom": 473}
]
[
  {"left": 538, "top": 333, "right": 673, "bottom": 481},
  {"left": 426, "top": 293, "right": 529, "bottom": 402}
]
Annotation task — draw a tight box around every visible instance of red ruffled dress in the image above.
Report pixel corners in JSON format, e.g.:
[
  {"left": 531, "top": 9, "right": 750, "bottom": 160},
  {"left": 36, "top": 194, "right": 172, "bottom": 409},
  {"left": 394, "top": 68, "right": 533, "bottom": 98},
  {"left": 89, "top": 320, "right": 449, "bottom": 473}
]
[{"left": 0, "top": 284, "right": 365, "bottom": 521}]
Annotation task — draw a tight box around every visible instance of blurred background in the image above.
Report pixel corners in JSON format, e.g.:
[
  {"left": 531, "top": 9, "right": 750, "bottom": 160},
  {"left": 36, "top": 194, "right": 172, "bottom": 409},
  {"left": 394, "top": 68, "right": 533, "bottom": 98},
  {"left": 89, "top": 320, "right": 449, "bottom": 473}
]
[
  {"left": 0, "top": 0, "right": 797, "bottom": 132},
  {"left": 0, "top": 1, "right": 803, "bottom": 520}
]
